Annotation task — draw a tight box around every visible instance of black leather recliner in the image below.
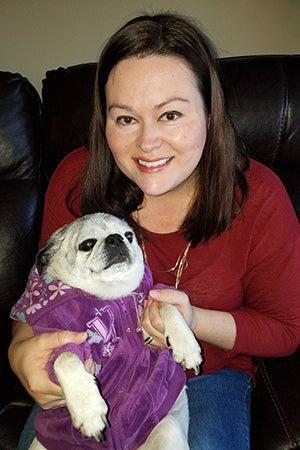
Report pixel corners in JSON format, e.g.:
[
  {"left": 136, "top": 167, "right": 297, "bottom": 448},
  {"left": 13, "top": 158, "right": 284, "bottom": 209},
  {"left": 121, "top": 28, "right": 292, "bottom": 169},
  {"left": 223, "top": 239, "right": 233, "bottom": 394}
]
[
  {"left": 0, "top": 71, "right": 42, "bottom": 448},
  {"left": 0, "top": 55, "right": 299, "bottom": 449}
]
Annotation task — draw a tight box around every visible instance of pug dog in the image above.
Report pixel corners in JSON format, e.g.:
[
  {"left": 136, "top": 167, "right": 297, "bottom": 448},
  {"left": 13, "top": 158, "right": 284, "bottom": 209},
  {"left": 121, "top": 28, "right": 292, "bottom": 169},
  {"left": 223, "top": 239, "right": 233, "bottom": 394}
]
[{"left": 11, "top": 213, "right": 202, "bottom": 450}]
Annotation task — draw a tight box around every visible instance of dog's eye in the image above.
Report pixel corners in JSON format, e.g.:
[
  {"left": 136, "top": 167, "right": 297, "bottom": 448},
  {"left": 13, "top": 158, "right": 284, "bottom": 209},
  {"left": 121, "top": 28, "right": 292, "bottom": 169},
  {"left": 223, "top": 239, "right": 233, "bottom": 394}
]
[
  {"left": 125, "top": 231, "right": 133, "bottom": 243},
  {"left": 78, "top": 239, "right": 97, "bottom": 252}
]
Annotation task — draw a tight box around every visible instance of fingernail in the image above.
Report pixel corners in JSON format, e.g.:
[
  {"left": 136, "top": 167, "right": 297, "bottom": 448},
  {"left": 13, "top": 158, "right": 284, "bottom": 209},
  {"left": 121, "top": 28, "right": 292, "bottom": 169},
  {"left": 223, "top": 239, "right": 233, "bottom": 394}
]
[{"left": 150, "top": 289, "right": 161, "bottom": 299}]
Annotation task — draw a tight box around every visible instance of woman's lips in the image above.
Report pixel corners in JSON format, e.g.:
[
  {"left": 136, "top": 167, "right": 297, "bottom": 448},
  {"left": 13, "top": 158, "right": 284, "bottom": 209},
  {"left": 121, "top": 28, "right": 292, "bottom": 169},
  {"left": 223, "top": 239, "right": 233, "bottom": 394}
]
[{"left": 135, "top": 157, "right": 172, "bottom": 172}]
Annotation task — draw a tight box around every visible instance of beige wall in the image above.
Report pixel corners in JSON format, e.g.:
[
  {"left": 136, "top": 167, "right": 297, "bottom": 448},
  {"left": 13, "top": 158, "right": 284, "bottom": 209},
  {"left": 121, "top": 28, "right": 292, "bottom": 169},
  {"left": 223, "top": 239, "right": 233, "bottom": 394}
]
[{"left": 1, "top": 0, "right": 299, "bottom": 94}]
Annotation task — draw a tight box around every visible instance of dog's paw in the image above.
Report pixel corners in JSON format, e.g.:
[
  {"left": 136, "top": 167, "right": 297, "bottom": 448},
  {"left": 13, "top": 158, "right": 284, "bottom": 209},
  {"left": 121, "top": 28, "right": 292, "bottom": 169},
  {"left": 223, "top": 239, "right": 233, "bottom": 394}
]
[
  {"left": 166, "top": 327, "right": 202, "bottom": 375},
  {"left": 160, "top": 303, "right": 202, "bottom": 375},
  {"left": 54, "top": 352, "right": 109, "bottom": 441},
  {"left": 67, "top": 375, "right": 109, "bottom": 441}
]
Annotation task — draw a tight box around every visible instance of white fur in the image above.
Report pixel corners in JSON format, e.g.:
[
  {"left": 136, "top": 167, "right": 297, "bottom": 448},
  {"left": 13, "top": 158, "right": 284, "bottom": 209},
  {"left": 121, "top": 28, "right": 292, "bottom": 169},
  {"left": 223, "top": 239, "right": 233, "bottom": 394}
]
[
  {"left": 160, "top": 303, "right": 202, "bottom": 373},
  {"left": 30, "top": 213, "right": 202, "bottom": 449},
  {"left": 54, "top": 352, "right": 108, "bottom": 441},
  {"left": 41, "top": 213, "right": 145, "bottom": 299}
]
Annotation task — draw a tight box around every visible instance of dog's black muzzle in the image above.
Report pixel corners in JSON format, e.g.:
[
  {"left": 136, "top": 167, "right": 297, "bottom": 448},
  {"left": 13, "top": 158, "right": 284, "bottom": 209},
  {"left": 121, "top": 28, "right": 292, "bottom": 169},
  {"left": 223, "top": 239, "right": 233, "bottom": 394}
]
[{"left": 104, "top": 233, "right": 130, "bottom": 269}]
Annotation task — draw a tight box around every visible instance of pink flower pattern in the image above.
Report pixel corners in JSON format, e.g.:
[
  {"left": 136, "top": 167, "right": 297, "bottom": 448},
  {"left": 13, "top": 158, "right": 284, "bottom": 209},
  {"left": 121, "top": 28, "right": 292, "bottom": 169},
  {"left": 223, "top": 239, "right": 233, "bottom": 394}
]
[
  {"left": 26, "top": 302, "right": 42, "bottom": 315},
  {"left": 25, "top": 280, "right": 40, "bottom": 304},
  {"left": 10, "top": 266, "right": 73, "bottom": 319},
  {"left": 48, "top": 282, "right": 72, "bottom": 300}
]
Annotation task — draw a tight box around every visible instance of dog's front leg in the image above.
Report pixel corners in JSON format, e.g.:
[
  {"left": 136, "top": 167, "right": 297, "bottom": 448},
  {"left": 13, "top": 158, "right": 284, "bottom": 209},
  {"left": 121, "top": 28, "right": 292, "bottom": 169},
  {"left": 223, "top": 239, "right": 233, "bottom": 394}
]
[
  {"left": 54, "top": 352, "right": 108, "bottom": 441},
  {"left": 160, "top": 303, "right": 202, "bottom": 375}
]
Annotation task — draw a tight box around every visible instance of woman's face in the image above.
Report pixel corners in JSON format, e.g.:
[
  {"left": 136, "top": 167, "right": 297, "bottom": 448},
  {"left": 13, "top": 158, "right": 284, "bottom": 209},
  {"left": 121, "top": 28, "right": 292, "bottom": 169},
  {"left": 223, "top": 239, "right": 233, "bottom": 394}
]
[{"left": 105, "top": 55, "right": 208, "bottom": 199}]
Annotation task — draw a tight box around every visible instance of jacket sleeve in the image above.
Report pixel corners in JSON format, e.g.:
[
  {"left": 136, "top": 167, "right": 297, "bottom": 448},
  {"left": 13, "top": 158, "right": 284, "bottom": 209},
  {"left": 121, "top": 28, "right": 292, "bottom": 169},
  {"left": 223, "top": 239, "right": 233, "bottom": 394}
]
[{"left": 46, "top": 341, "right": 92, "bottom": 385}]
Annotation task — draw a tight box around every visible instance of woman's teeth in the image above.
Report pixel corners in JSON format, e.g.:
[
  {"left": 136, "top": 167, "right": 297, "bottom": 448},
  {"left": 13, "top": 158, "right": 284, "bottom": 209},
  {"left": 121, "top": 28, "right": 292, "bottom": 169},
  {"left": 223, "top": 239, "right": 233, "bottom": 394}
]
[{"left": 138, "top": 158, "right": 171, "bottom": 168}]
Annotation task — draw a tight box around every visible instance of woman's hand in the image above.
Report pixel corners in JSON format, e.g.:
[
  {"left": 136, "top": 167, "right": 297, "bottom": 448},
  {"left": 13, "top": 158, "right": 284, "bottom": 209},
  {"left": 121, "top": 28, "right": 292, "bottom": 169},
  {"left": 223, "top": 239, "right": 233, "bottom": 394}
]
[
  {"left": 141, "top": 288, "right": 237, "bottom": 351},
  {"left": 8, "top": 322, "right": 91, "bottom": 410},
  {"left": 141, "top": 288, "right": 194, "bottom": 349}
]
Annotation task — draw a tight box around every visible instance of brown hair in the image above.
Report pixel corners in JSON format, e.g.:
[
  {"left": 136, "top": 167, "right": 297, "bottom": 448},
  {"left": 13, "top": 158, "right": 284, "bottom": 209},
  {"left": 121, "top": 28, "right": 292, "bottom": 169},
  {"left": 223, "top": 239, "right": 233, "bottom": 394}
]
[{"left": 80, "top": 13, "right": 248, "bottom": 245}]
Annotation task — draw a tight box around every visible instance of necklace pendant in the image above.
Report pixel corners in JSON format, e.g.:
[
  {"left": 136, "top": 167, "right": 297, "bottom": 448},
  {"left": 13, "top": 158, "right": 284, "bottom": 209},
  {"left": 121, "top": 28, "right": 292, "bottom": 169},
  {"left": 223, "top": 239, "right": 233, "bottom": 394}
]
[{"left": 140, "top": 237, "right": 191, "bottom": 288}]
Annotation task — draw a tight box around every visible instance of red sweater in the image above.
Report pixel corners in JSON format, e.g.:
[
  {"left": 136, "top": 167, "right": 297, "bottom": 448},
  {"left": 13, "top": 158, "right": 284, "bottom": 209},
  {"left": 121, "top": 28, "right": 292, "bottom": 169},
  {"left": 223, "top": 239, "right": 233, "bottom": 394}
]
[{"left": 40, "top": 147, "right": 300, "bottom": 378}]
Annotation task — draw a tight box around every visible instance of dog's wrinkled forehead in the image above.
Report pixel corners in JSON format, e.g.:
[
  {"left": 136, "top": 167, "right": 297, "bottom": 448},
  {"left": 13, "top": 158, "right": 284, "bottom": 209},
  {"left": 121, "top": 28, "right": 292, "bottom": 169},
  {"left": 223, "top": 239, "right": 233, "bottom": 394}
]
[
  {"left": 75, "top": 213, "right": 135, "bottom": 244},
  {"left": 36, "top": 212, "right": 145, "bottom": 297},
  {"left": 67, "top": 213, "right": 135, "bottom": 251}
]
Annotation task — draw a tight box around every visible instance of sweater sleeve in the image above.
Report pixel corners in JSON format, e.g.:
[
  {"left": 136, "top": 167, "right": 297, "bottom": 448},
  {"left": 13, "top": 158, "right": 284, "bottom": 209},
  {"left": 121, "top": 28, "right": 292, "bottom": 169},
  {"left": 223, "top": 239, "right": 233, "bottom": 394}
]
[
  {"left": 231, "top": 167, "right": 300, "bottom": 358},
  {"left": 40, "top": 146, "right": 88, "bottom": 246}
]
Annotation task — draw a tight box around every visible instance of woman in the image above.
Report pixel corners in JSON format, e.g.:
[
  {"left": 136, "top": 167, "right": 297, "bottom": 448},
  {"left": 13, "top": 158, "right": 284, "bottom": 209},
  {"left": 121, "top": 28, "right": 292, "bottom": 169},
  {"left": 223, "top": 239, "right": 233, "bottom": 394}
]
[{"left": 9, "top": 13, "right": 300, "bottom": 450}]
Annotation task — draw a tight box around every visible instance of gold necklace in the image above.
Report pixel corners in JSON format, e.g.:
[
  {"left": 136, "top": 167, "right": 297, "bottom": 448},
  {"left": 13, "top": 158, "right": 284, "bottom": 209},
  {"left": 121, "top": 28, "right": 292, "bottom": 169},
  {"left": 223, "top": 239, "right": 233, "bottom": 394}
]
[{"left": 140, "top": 238, "right": 191, "bottom": 289}]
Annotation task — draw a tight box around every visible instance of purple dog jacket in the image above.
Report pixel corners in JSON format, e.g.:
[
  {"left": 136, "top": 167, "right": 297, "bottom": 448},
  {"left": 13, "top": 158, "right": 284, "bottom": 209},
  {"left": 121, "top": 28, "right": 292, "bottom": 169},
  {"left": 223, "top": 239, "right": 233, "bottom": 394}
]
[{"left": 11, "top": 263, "right": 186, "bottom": 450}]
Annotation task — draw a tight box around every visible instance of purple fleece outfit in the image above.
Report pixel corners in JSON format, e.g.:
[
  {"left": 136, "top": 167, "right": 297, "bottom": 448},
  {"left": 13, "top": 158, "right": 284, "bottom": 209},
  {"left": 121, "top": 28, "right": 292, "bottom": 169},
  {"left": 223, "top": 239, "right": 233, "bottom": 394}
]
[{"left": 10, "top": 264, "right": 186, "bottom": 450}]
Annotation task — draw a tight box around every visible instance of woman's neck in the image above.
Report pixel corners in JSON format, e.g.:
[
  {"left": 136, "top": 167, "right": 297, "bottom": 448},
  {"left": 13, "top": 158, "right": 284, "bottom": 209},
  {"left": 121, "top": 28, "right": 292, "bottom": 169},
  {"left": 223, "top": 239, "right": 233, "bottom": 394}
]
[{"left": 135, "top": 189, "right": 194, "bottom": 234}]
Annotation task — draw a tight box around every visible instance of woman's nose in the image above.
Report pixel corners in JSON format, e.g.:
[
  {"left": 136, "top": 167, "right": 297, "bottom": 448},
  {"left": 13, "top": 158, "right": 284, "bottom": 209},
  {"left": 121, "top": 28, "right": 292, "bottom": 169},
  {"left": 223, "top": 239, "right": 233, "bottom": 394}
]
[{"left": 137, "top": 122, "right": 163, "bottom": 152}]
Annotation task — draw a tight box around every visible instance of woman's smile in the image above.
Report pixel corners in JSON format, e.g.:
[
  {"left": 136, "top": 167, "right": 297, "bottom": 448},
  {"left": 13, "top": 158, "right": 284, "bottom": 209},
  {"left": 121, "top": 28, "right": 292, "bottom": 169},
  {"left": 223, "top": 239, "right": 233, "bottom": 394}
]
[
  {"left": 135, "top": 157, "right": 173, "bottom": 172},
  {"left": 105, "top": 55, "right": 208, "bottom": 199}
]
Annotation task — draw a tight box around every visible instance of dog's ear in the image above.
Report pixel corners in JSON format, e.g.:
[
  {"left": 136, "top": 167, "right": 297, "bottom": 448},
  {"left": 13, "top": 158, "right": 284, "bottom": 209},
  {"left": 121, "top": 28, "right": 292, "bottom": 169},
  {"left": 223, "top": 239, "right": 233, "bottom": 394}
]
[
  {"left": 36, "top": 239, "right": 55, "bottom": 274},
  {"left": 36, "top": 224, "right": 69, "bottom": 274}
]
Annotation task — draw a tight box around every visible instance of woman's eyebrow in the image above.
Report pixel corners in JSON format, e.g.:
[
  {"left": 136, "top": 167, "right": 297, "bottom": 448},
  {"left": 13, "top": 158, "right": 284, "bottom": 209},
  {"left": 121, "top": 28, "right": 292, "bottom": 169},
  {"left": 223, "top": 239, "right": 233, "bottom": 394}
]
[
  {"left": 107, "top": 103, "right": 133, "bottom": 113},
  {"left": 108, "top": 97, "right": 189, "bottom": 113},
  {"left": 156, "top": 97, "right": 190, "bottom": 109}
]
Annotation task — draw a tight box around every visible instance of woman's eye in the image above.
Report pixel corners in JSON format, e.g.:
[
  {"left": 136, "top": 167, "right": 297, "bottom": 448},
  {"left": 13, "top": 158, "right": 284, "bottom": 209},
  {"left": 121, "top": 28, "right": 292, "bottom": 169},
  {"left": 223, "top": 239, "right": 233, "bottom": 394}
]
[
  {"left": 116, "top": 116, "right": 136, "bottom": 125},
  {"left": 161, "top": 111, "right": 182, "bottom": 121}
]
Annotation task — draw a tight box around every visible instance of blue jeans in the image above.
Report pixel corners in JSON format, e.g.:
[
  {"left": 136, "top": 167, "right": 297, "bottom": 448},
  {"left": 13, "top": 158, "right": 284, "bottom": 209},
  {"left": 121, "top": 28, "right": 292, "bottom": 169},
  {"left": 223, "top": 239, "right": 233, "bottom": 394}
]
[
  {"left": 187, "top": 369, "right": 253, "bottom": 449},
  {"left": 19, "top": 369, "right": 253, "bottom": 450},
  {"left": 17, "top": 403, "right": 40, "bottom": 450}
]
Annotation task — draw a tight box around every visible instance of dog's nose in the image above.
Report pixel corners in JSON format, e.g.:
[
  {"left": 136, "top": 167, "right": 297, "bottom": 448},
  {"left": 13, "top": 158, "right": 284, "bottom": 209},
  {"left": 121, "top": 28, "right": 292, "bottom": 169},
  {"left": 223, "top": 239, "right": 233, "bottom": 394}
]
[
  {"left": 105, "top": 234, "right": 124, "bottom": 248},
  {"left": 104, "top": 234, "right": 129, "bottom": 269}
]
